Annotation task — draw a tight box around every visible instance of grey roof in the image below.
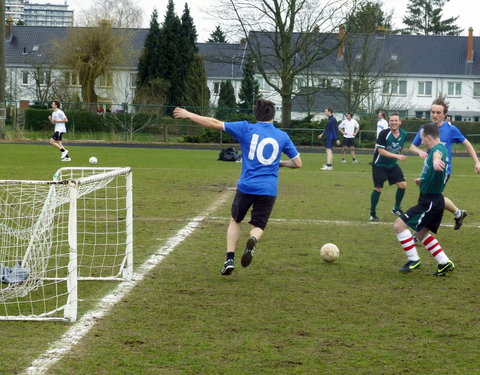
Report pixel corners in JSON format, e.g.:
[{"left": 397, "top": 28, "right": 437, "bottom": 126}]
[
  {"left": 291, "top": 88, "right": 348, "bottom": 113},
  {"left": 5, "top": 25, "right": 249, "bottom": 77},
  {"left": 6, "top": 25, "right": 480, "bottom": 77},
  {"left": 248, "top": 30, "right": 480, "bottom": 77}
]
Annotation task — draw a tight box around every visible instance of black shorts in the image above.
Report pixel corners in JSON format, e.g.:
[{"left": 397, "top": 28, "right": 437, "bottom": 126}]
[
  {"left": 231, "top": 190, "right": 276, "bottom": 230},
  {"left": 342, "top": 138, "right": 355, "bottom": 147},
  {"left": 372, "top": 164, "right": 405, "bottom": 188},
  {"left": 51, "top": 131, "right": 63, "bottom": 141},
  {"left": 400, "top": 194, "right": 445, "bottom": 233}
]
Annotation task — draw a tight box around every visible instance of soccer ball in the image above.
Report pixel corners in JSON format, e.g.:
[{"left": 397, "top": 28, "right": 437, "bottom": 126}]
[
  {"left": 320, "top": 243, "right": 339, "bottom": 263},
  {"left": 89, "top": 156, "right": 98, "bottom": 165}
]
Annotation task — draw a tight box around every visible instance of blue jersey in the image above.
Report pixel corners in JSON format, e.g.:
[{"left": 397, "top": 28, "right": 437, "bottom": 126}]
[
  {"left": 324, "top": 115, "right": 339, "bottom": 140},
  {"left": 224, "top": 121, "right": 300, "bottom": 196},
  {"left": 412, "top": 121, "right": 466, "bottom": 175}
]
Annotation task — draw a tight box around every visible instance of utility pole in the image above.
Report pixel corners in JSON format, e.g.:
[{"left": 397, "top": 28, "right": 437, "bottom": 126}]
[{"left": 0, "top": 1, "right": 5, "bottom": 139}]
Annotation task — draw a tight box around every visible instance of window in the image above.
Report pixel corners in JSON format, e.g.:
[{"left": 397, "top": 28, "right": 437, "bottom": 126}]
[
  {"left": 213, "top": 82, "right": 221, "bottom": 95},
  {"left": 382, "top": 80, "right": 407, "bottom": 95},
  {"left": 418, "top": 81, "right": 432, "bottom": 96},
  {"left": 316, "top": 78, "right": 332, "bottom": 88},
  {"left": 98, "top": 72, "right": 113, "bottom": 88},
  {"left": 473, "top": 82, "right": 480, "bottom": 97},
  {"left": 36, "top": 70, "right": 51, "bottom": 85},
  {"left": 257, "top": 76, "right": 273, "bottom": 91},
  {"left": 130, "top": 73, "right": 137, "bottom": 88},
  {"left": 22, "top": 71, "right": 29, "bottom": 85},
  {"left": 294, "top": 77, "right": 306, "bottom": 90},
  {"left": 64, "top": 71, "right": 79, "bottom": 86},
  {"left": 447, "top": 82, "right": 461, "bottom": 96},
  {"left": 415, "top": 111, "right": 429, "bottom": 119}
]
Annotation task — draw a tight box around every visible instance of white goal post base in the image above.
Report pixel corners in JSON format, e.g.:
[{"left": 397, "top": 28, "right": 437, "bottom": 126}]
[{"left": 0, "top": 167, "right": 133, "bottom": 322}]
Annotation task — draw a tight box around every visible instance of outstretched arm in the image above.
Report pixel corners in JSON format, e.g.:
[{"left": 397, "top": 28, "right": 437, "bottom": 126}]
[
  {"left": 462, "top": 139, "right": 480, "bottom": 173},
  {"left": 409, "top": 143, "right": 428, "bottom": 160},
  {"left": 173, "top": 108, "right": 224, "bottom": 130},
  {"left": 280, "top": 155, "right": 302, "bottom": 168}
]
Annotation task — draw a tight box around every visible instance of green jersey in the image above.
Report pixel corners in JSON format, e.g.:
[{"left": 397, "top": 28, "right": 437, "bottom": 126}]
[
  {"left": 420, "top": 143, "right": 448, "bottom": 194},
  {"left": 373, "top": 128, "right": 407, "bottom": 168}
]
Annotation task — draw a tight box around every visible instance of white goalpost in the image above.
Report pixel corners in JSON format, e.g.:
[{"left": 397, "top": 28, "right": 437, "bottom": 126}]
[{"left": 0, "top": 167, "right": 133, "bottom": 322}]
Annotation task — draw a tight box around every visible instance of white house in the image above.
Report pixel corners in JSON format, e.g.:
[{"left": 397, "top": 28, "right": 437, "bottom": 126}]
[{"left": 5, "top": 23, "right": 480, "bottom": 122}]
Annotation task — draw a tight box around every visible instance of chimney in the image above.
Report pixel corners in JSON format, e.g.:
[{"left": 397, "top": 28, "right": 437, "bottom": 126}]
[
  {"left": 337, "top": 25, "right": 345, "bottom": 59},
  {"left": 467, "top": 27, "right": 473, "bottom": 63},
  {"left": 375, "top": 26, "right": 386, "bottom": 39},
  {"left": 6, "top": 17, "right": 14, "bottom": 41}
]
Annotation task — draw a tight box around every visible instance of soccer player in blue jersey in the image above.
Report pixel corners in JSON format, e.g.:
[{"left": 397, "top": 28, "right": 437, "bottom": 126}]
[
  {"left": 173, "top": 100, "right": 302, "bottom": 276},
  {"left": 395, "top": 123, "right": 454, "bottom": 276},
  {"left": 410, "top": 96, "right": 480, "bottom": 230},
  {"left": 318, "top": 108, "right": 340, "bottom": 170}
]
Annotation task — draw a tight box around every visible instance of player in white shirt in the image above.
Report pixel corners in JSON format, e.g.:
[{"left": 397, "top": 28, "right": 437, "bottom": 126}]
[
  {"left": 338, "top": 112, "right": 360, "bottom": 163},
  {"left": 48, "top": 100, "right": 71, "bottom": 161},
  {"left": 377, "top": 111, "right": 389, "bottom": 137}
]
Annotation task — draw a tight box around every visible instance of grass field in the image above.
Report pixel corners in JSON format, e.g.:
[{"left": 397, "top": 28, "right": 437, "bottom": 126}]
[{"left": 1, "top": 143, "right": 480, "bottom": 375}]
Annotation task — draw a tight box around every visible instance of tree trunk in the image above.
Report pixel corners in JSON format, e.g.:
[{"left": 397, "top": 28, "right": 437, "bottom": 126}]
[{"left": 281, "top": 95, "right": 292, "bottom": 128}]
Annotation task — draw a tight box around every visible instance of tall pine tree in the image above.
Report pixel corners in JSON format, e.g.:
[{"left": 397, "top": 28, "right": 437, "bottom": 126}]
[
  {"left": 345, "top": 1, "right": 393, "bottom": 33},
  {"left": 402, "top": 0, "right": 462, "bottom": 35},
  {"left": 137, "top": 9, "right": 161, "bottom": 88},
  {"left": 183, "top": 54, "right": 210, "bottom": 113},
  {"left": 208, "top": 26, "right": 227, "bottom": 43},
  {"left": 238, "top": 54, "right": 260, "bottom": 113},
  {"left": 216, "top": 80, "right": 236, "bottom": 119},
  {"left": 157, "top": 0, "right": 183, "bottom": 108}
]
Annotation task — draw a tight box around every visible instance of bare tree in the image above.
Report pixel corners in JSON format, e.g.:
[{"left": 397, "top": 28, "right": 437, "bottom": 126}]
[
  {"left": 77, "top": 0, "right": 144, "bottom": 28},
  {"left": 219, "top": 0, "right": 357, "bottom": 126}
]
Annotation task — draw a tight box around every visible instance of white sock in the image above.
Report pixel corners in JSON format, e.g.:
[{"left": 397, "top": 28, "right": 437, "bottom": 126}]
[
  {"left": 454, "top": 210, "right": 461, "bottom": 218},
  {"left": 422, "top": 234, "right": 449, "bottom": 264},
  {"left": 397, "top": 230, "right": 420, "bottom": 261}
]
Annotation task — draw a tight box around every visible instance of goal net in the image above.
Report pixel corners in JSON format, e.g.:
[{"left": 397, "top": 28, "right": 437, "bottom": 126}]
[{"left": 0, "top": 167, "right": 133, "bottom": 322}]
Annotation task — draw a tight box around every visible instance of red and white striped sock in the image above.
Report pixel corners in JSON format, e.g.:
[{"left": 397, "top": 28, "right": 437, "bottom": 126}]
[
  {"left": 396, "top": 230, "right": 419, "bottom": 261},
  {"left": 422, "top": 234, "right": 449, "bottom": 264}
]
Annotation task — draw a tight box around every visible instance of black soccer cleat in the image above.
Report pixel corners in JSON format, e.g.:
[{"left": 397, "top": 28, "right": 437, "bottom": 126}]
[
  {"left": 454, "top": 210, "right": 467, "bottom": 230},
  {"left": 221, "top": 259, "right": 235, "bottom": 276},
  {"left": 391, "top": 208, "right": 404, "bottom": 217},
  {"left": 399, "top": 259, "right": 423, "bottom": 273},
  {"left": 241, "top": 237, "right": 257, "bottom": 267},
  {"left": 434, "top": 261, "right": 455, "bottom": 276},
  {"left": 369, "top": 214, "right": 379, "bottom": 222}
]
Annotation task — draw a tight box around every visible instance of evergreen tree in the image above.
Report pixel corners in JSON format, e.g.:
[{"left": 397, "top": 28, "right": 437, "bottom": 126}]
[
  {"left": 183, "top": 55, "right": 210, "bottom": 114},
  {"left": 345, "top": 1, "right": 393, "bottom": 33},
  {"left": 238, "top": 54, "right": 260, "bottom": 113},
  {"left": 216, "top": 80, "right": 236, "bottom": 119},
  {"left": 137, "top": 9, "right": 161, "bottom": 89},
  {"left": 208, "top": 25, "right": 227, "bottom": 43},
  {"left": 402, "top": 0, "right": 462, "bottom": 35},
  {"left": 157, "top": 0, "right": 183, "bottom": 107}
]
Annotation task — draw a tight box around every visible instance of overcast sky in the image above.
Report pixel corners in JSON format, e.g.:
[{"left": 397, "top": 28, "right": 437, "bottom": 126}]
[{"left": 38, "top": 0, "right": 480, "bottom": 42}]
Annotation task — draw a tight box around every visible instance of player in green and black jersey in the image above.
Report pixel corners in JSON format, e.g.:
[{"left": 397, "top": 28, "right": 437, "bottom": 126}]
[
  {"left": 369, "top": 113, "right": 408, "bottom": 221},
  {"left": 393, "top": 122, "right": 454, "bottom": 277}
]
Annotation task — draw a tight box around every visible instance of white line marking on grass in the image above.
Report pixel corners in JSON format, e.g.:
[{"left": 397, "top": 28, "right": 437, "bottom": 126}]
[
  {"left": 206, "top": 216, "right": 480, "bottom": 229},
  {"left": 22, "top": 190, "right": 233, "bottom": 375}
]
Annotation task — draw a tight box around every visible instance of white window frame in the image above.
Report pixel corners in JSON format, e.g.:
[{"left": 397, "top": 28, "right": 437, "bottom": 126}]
[
  {"left": 130, "top": 73, "right": 137, "bottom": 89},
  {"left": 447, "top": 81, "right": 462, "bottom": 97},
  {"left": 418, "top": 81, "right": 432, "bottom": 96},
  {"left": 473, "top": 82, "right": 480, "bottom": 98},
  {"left": 22, "top": 71, "right": 29, "bottom": 85},
  {"left": 382, "top": 80, "right": 407, "bottom": 96}
]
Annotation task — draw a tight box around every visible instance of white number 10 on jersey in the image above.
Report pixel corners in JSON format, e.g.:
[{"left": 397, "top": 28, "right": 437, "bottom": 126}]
[{"left": 248, "top": 134, "right": 279, "bottom": 165}]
